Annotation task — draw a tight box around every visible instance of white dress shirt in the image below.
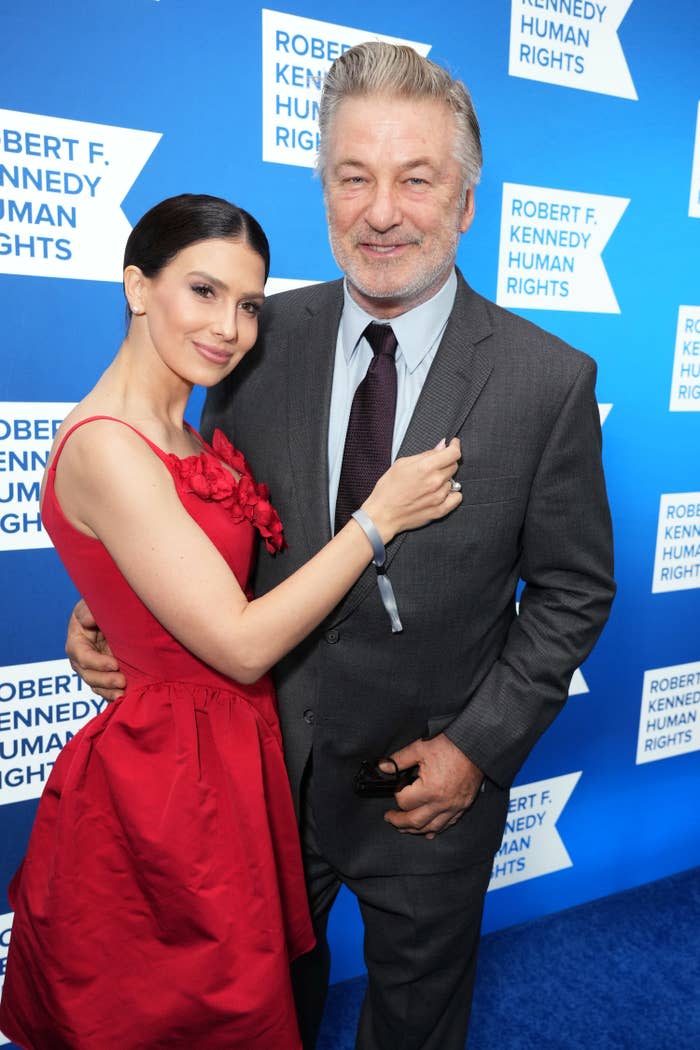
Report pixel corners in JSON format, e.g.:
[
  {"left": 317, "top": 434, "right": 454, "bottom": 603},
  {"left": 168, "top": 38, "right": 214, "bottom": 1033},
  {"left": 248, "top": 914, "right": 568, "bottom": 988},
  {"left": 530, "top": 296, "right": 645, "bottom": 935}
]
[{"left": 328, "top": 269, "right": 458, "bottom": 528}]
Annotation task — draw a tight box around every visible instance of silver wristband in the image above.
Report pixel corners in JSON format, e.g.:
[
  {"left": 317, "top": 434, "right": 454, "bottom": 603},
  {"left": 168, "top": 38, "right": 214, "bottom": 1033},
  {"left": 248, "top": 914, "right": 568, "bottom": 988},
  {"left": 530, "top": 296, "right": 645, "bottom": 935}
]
[{"left": 351, "top": 509, "right": 403, "bottom": 633}]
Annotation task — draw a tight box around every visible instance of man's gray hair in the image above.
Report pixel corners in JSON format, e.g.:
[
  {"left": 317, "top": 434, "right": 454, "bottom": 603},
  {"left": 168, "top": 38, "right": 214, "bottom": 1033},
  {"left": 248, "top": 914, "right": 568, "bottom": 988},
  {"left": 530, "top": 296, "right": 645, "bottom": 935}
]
[{"left": 317, "top": 42, "right": 482, "bottom": 192}]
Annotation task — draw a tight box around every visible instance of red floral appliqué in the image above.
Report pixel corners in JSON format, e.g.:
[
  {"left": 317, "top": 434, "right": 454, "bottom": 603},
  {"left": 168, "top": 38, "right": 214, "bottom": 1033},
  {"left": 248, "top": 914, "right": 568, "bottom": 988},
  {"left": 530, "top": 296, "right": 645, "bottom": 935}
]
[{"left": 168, "top": 429, "right": 286, "bottom": 555}]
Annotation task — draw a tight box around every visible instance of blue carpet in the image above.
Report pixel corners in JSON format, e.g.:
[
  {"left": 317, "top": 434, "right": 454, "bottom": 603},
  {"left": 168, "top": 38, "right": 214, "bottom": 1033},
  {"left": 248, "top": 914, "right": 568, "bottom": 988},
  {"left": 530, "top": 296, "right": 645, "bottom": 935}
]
[
  {"left": 1, "top": 868, "right": 697, "bottom": 1048},
  {"left": 318, "top": 866, "right": 700, "bottom": 1049}
]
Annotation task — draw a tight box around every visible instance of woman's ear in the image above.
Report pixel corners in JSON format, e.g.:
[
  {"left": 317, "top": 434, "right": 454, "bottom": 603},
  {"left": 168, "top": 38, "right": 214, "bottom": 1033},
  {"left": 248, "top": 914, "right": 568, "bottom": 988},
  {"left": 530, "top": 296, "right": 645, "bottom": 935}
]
[{"left": 123, "top": 266, "right": 147, "bottom": 315}]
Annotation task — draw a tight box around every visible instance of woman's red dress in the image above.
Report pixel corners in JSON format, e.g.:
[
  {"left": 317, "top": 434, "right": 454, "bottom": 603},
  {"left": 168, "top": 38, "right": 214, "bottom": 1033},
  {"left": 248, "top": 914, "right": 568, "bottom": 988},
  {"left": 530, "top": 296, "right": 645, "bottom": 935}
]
[{"left": 0, "top": 417, "right": 313, "bottom": 1049}]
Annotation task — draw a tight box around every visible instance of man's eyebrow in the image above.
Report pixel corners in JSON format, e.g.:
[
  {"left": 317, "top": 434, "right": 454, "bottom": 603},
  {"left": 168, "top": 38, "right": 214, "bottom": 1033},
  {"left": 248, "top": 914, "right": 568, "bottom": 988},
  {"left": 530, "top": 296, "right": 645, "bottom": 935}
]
[
  {"left": 334, "top": 157, "right": 438, "bottom": 171},
  {"left": 397, "top": 158, "right": 438, "bottom": 171}
]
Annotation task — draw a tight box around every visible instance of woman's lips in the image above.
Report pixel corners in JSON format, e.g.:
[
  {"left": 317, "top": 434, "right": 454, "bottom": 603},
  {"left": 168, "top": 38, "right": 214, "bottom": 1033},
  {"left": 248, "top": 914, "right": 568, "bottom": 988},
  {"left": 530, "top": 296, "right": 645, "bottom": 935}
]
[{"left": 193, "top": 341, "right": 233, "bottom": 364}]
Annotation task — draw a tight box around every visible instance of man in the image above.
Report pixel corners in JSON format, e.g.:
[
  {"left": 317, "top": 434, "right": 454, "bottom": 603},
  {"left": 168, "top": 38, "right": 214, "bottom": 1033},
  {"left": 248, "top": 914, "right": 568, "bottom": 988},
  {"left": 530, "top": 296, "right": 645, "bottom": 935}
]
[{"left": 69, "top": 43, "right": 615, "bottom": 1050}]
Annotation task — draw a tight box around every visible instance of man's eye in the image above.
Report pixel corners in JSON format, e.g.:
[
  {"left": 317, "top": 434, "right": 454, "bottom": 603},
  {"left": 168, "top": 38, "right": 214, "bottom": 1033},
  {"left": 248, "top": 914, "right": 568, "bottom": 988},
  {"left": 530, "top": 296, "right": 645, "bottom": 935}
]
[
  {"left": 406, "top": 177, "right": 428, "bottom": 186},
  {"left": 192, "top": 284, "right": 214, "bottom": 298}
]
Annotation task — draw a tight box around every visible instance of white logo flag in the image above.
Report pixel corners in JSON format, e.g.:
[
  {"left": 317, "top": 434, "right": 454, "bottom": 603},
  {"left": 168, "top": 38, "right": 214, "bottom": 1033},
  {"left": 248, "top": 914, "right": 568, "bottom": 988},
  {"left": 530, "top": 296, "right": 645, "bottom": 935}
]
[
  {"left": 265, "top": 276, "right": 320, "bottom": 296},
  {"left": 636, "top": 661, "right": 700, "bottom": 764},
  {"left": 0, "top": 403, "right": 76, "bottom": 551},
  {"left": 689, "top": 102, "right": 700, "bottom": 218},
  {"left": 652, "top": 493, "right": 700, "bottom": 593},
  {"left": 497, "top": 182, "right": 629, "bottom": 313},
  {"left": 569, "top": 668, "right": 589, "bottom": 695},
  {"left": 0, "top": 110, "right": 161, "bottom": 281},
  {"left": 489, "top": 772, "right": 581, "bottom": 890},
  {"left": 509, "top": 0, "right": 637, "bottom": 100},
  {"left": 0, "top": 659, "right": 106, "bottom": 806},
  {"left": 261, "top": 9, "right": 430, "bottom": 168},
  {"left": 669, "top": 306, "right": 700, "bottom": 411},
  {"left": 0, "top": 401, "right": 76, "bottom": 554},
  {"left": 0, "top": 911, "right": 13, "bottom": 1045}
]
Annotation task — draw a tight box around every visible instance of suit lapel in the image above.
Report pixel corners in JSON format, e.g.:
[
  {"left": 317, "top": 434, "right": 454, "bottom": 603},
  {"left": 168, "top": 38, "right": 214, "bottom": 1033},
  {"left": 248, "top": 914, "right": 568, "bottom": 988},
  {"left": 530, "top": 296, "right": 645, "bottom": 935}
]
[
  {"left": 396, "top": 276, "right": 494, "bottom": 457},
  {"left": 286, "top": 281, "right": 344, "bottom": 556},
  {"left": 328, "top": 274, "right": 495, "bottom": 626}
]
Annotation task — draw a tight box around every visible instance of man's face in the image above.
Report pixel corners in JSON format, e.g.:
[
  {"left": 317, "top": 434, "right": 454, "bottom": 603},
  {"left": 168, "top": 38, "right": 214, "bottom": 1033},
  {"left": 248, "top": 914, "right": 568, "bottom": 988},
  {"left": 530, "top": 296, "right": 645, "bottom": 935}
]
[{"left": 324, "top": 94, "right": 475, "bottom": 319}]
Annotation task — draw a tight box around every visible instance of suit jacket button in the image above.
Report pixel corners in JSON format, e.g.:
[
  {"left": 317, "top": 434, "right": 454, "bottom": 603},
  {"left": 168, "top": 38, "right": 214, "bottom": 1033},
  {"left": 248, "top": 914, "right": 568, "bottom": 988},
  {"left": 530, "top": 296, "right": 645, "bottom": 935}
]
[
  {"left": 325, "top": 629, "right": 340, "bottom": 644},
  {"left": 303, "top": 709, "right": 315, "bottom": 725}
]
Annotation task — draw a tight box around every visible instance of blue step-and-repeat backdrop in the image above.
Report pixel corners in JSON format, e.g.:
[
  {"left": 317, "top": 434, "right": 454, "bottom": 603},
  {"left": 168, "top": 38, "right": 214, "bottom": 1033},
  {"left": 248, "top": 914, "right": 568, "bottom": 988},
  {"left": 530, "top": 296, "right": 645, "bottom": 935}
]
[{"left": 1, "top": 0, "right": 699, "bottom": 1026}]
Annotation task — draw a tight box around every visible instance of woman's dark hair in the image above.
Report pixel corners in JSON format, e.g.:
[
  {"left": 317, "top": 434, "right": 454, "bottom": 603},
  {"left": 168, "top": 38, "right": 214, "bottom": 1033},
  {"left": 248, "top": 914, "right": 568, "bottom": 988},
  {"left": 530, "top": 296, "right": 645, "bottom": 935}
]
[{"left": 123, "top": 193, "right": 270, "bottom": 318}]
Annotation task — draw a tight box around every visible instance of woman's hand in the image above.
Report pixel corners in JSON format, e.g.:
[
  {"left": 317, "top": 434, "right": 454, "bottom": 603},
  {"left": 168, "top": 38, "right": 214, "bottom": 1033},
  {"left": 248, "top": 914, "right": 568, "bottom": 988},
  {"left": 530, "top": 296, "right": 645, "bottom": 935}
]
[{"left": 362, "top": 438, "right": 462, "bottom": 544}]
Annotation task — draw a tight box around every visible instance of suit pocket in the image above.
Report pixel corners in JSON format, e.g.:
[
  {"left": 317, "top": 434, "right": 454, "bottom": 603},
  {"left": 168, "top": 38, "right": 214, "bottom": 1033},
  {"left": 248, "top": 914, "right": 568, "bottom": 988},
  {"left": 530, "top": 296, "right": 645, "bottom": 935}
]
[{"left": 458, "top": 475, "right": 520, "bottom": 506}]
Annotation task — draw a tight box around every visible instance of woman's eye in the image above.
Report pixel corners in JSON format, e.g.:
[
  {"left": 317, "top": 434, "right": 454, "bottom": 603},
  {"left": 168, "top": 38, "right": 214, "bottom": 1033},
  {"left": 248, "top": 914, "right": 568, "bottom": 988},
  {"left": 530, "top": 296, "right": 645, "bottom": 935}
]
[
  {"left": 192, "top": 284, "right": 214, "bottom": 298},
  {"left": 240, "top": 301, "right": 261, "bottom": 316}
]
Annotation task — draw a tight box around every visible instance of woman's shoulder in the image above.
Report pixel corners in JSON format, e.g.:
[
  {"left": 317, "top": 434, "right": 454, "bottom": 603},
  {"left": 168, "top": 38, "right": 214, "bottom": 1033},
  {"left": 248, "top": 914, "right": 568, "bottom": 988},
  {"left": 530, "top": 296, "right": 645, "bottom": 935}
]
[{"left": 50, "top": 407, "right": 167, "bottom": 482}]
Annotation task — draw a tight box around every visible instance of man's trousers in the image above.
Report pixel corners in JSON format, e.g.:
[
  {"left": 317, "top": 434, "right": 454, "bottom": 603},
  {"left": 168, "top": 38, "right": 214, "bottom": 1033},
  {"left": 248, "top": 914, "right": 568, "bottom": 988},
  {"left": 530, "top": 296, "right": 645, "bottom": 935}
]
[{"left": 291, "top": 766, "right": 495, "bottom": 1050}]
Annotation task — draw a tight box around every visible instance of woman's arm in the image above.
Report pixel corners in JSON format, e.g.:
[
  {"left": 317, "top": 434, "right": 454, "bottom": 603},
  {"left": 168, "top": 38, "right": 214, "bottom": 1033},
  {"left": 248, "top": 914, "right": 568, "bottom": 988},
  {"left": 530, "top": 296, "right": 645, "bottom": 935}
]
[{"left": 56, "top": 421, "right": 460, "bottom": 683}]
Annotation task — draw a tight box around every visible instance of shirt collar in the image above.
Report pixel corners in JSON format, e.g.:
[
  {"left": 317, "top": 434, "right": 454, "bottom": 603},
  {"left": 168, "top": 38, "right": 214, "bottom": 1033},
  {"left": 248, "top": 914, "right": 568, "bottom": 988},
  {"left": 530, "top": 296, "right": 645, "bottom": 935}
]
[{"left": 340, "top": 269, "right": 458, "bottom": 374}]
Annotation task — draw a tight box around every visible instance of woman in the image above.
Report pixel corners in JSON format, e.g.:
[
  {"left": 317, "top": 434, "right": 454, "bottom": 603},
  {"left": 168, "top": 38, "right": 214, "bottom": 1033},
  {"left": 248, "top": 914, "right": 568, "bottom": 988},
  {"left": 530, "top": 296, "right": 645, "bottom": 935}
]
[{"left": 0, "top": 194, "right": 461, "bottom": 1049}]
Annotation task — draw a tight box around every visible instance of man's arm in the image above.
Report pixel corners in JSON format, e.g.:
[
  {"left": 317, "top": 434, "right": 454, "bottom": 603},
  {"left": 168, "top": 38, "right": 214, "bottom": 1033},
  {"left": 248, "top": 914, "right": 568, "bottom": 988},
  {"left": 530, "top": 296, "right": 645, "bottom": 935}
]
[
  {"left": 445, "top": 357, "right": 615, "bottom": 785},
  {"left": 67, "top": 600, "right": 126, "bottom": 701},
  {"left": 385, "top": 357, "right": 615, "bottom": 835}
]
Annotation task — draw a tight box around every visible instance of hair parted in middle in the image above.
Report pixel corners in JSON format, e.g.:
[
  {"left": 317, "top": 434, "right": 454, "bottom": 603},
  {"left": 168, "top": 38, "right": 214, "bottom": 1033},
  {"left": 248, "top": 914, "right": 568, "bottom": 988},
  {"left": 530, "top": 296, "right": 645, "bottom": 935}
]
[
  {"left": 122, "top": 193, "right": 270, "bottom": 321},
  {"left": 316, "top": 41, "right": 482, "bottom": 195}
]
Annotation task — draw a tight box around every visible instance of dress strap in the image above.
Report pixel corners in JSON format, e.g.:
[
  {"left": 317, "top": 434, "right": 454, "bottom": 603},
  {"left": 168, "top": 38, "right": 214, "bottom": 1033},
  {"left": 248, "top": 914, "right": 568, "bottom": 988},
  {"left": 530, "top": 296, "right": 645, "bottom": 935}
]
[{"left": 50, "top": 415, "right": 194, "bottom": 472}]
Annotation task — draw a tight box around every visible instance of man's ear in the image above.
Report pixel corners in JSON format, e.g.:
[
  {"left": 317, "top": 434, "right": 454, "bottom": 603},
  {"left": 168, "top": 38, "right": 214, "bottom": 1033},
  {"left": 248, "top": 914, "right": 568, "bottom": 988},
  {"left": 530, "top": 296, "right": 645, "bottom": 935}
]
[{"left": 459, "top": 187, "right": 476, "bottom": 234}]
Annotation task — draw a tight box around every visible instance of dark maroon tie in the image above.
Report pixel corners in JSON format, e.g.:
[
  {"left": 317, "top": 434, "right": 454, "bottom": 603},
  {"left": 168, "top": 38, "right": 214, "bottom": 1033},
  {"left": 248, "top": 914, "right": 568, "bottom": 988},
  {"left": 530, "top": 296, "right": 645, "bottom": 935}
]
[{"left": 334, "top": 322, "right": 398, "bottom": 532}]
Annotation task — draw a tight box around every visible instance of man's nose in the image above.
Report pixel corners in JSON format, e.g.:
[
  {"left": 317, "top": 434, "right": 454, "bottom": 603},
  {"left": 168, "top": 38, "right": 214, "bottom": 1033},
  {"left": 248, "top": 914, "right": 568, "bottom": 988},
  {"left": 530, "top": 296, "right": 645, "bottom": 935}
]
[{"left": 364, "top": 181, "right": 402, "bottom": 231}]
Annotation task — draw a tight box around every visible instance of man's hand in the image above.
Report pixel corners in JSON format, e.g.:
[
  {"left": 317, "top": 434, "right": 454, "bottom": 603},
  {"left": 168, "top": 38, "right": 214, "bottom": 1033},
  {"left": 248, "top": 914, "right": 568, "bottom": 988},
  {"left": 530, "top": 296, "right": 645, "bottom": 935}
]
[
  {"left": 383, "top": 733, "right": 484, "bottom": 840},
  {"left": 66, "top": 599, "right": 126, "bottom": 701}
]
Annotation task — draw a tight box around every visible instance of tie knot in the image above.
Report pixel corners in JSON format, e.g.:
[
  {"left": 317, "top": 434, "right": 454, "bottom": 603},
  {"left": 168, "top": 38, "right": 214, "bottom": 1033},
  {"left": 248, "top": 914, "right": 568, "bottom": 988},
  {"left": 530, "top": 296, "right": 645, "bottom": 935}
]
[{"left": 364, "top": 322, "right": 397, "bottom": 359}]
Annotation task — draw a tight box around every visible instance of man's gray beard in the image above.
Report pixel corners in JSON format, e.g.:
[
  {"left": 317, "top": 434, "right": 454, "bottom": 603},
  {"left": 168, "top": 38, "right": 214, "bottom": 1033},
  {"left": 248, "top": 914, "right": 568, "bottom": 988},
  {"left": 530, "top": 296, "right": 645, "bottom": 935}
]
[{"left": 328, "top": 231, "right": 460, "bottom": 312}]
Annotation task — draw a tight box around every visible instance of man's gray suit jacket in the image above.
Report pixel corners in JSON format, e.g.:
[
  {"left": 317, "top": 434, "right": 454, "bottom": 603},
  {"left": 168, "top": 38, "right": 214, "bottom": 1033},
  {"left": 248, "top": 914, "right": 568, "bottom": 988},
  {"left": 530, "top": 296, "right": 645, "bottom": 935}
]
[{"left": 202, "top": 272, "right": 615, "bottom": 879}]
